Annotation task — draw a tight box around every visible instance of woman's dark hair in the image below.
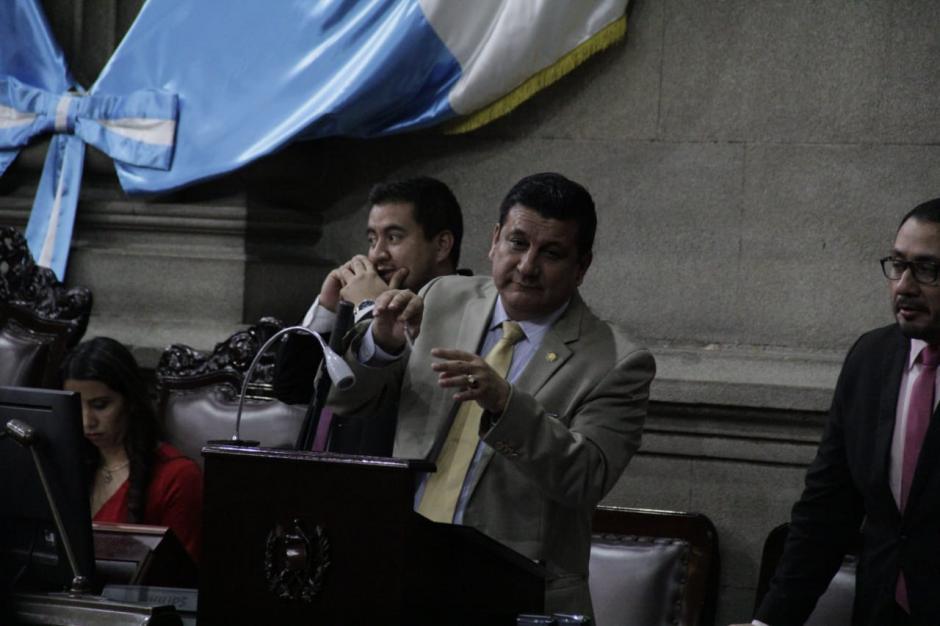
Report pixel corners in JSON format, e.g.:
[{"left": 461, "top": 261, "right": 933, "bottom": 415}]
[{"left": 61, "top": 336, "right": 161, "bottom": 523}]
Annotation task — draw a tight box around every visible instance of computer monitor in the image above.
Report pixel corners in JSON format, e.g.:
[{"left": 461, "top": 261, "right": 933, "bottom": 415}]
[{"left": 0, "top": 385, "right": 96, "bottom": 593}]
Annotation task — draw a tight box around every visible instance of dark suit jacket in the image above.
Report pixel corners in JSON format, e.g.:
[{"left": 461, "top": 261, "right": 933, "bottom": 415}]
[
  {"left": 757, "top": 324, "right": 940, "bottom": 626},
  {"left": 329, "top": 275, "right": 655, "bottom": 615},
  {"left": 273, "top": 331, "right": 396, "bottom": 456}
]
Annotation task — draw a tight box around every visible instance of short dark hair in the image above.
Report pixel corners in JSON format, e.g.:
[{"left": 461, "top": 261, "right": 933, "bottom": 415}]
[
  {"left": 498, "top": 173, "right": 597, "bottom": 257},
  {"left": 900, "top": 198, "right": 940, "bottom": 229},
  {"left": 61, "top": 336, "right": 161, "bottom": 523},
  {"left": 368, "top": 176, "right": 463, "bottom": 267}
]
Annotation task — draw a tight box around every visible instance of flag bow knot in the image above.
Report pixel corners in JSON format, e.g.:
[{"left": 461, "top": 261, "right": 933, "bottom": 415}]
[
  {"left": 0, "top": 76, "right": 178, "bottom": 174},
  {"left": 0, "top": 76, "right": 178, "bottom": 277}
]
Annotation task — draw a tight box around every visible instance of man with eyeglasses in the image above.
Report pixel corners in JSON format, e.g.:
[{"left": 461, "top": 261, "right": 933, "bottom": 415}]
[{"left": 734, "top": 199, "right": 940, "bottom": 626}]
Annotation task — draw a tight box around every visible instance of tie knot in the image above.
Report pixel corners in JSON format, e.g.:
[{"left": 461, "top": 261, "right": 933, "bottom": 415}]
[
  {"left": 500, "top": 321, "right": 525, "bottom": 345},
  {"left": 921, "top": 345, "right": 940, "bottom": 367}
]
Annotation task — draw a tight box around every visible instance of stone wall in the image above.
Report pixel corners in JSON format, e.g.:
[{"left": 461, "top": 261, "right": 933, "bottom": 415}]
[
  {"left": 296, "top": 5, "right": 940, "bottom": 617},
  {"left": 298, "top": 5, "right": 940, "bottom": 616},
  {"left": 8, "top": 0, "right": 940, "bottom": 622}
]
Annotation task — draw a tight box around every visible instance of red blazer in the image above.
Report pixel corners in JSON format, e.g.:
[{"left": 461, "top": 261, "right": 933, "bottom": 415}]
[{"left": 94, "top": 442, "right": 203, "bottom": 564}]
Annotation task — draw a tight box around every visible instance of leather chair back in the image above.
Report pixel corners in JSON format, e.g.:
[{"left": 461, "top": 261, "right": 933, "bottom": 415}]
[
  {"left": 590, "top": 535, "right": 689, "bottom": 626},
  {"left": 0, "top": 227, "right": 92, "bottom": 387},
  {"left": 157, "top": 318, "right": 305, "bottom": 468},
  {"left": 754, "top": 522, "right": 856, "bottom": 626},
  {"left": 0, "top": 317, "right": 50, "bottom": 386},
  {"left": 804, "top": 556, "right": 855, "bottom": 626},
  {"left": 162, "top": 382, "right": 305, "bottom": 468},
  {"left": 590, "top": 506, "right": 719, "bottom": 626}
]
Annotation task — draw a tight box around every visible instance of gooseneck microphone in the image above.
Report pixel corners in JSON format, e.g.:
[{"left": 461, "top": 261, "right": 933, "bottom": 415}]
[
  {"left": 211, "top": 312, "right": 355, "bottom": 447},
  {"left": 3, "top": 418, "right": 91, "bottom": 594}
]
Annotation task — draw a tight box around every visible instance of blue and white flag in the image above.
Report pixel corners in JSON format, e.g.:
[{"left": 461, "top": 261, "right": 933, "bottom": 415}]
[
  {"left": 0, "top": 1, "right": 178, "bottom": 276},
  {"left": 1, "top": 0, "right": 629, "bottom": 277}
]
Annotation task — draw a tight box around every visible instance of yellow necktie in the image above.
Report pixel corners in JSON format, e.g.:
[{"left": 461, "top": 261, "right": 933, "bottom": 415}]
[{"left": 417, "top": 321, "right": 525, "bottom": 523}]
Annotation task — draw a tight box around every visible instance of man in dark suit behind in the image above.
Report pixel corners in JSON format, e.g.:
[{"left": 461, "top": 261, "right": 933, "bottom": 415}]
[
  {"left": 274, "top": 176, "right": 464, "bottom": 455},
  {"left": 734, "top": 198, "right": 940, "bottom": 626}
]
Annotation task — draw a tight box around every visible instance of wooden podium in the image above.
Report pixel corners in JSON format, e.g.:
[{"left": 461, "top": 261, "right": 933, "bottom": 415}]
[{"left": 198, "top": 445, "right": 545, "bottom": 625}]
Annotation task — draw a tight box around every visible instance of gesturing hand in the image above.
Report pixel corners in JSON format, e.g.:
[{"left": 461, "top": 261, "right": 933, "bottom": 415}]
[
  {"left": 318, "top": 268, "right": 344, "bottom": 313},
  {"left": 431, "top": 349, "right": 511, "bottom": 414},
  {"left": 372, "top": 289, "right": 423, "bottom": 353}
]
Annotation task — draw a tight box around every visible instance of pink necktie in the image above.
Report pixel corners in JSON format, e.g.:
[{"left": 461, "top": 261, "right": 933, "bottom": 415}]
[
  {"left": 896, "top": 344, "right": 940, "bottom": 612},
  {"left": 311, "top": 408, "right": 333, "bottom": 452}
]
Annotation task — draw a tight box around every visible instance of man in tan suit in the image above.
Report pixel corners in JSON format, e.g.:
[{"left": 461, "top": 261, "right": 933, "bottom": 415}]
[{"left": 330, "top": 172, "right": 655, "bottom": 616}]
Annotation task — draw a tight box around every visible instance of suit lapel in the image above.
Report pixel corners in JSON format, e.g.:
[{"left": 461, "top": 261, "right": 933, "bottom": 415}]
[
  {"left": 512, "top": 296, "right": 581, "bottom": 396},
  {"left": 455, "top": 282, "right": 495, "bottom": 354},
  {"left": 874, "top": 330, "right": 907, "bottom": 515},
  {"left": 463, "top": 294, "right": 584, "bottom": 499},
  {"left": 423, "top": 282, "right": 495, "bottom": 460}
]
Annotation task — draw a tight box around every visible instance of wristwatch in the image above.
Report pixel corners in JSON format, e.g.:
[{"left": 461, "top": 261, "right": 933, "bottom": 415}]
[{"left": 353, "top": 299, "right": 375, "bottom": 322}]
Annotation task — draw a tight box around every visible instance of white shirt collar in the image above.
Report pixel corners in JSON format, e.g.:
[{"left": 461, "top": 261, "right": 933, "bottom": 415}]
[
  {"left": 908, "top": 338, "right": 929, "bottom": 370},
  {"left": 491, "top": 296, "right": 569, "bottom": 341}
]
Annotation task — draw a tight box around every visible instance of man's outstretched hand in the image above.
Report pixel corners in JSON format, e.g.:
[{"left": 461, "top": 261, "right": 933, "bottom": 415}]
[{"left": 372, "top": 289, "right": 423, "bottom": 353}]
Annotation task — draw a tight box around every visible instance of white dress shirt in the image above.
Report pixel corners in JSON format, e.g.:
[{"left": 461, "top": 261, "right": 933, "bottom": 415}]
[{"left": 301, "top": 296, "right": 334, "bottom": 334}]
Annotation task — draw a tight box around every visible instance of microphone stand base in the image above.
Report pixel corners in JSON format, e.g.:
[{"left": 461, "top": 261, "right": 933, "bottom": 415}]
[{"left": 206, "top": 439, "right": 261, "bottom": 447}]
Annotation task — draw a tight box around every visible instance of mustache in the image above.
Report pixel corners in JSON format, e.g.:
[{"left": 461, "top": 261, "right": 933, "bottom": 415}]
[{"left": 896, "top": 296, "right": 928, "bottom": 312}]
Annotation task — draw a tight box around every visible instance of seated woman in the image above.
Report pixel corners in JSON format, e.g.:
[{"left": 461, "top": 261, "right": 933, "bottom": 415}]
[{"left": 61, "top": 336, "right": 203, "bottom": 564}]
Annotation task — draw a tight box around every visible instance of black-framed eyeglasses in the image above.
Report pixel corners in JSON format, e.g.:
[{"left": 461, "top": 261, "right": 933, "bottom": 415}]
[{"left": 880, "top": 256, "right": 940, "bottom": 285}]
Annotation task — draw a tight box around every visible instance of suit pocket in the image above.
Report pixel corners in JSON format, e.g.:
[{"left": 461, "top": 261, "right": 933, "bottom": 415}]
[{"left": 544, "top": 409, "right": 571, "bottom": 425}]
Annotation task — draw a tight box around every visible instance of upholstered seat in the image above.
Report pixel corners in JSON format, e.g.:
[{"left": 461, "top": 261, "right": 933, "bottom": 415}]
[
  {"left": 161, "top": 381, "right": 305, "bottom": 467},
  {"left": 754, "top": 522, "right": 856, "bottom": 626},
  {"left": 156, "top": 318, "right": 305, "bottom": 468},
  {"left": 805, "top": 556, "right": 855, "bottom": 626},
  {"left": 0, "top": 227, "right": 92, "bottom": 387},
  {"left": 589, "top": 506, "right": 719, "bottom": 626},
  {"left": 0, "top": 317, "right": 50, "bottom": 385},
  {"left": 590, "top": 534, "right": 689, "bottom": 626}
]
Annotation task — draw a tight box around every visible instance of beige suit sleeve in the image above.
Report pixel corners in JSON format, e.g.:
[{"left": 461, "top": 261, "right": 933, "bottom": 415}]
[{"left": 481, "top": 347, "right": 654, "bottom": 507}]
